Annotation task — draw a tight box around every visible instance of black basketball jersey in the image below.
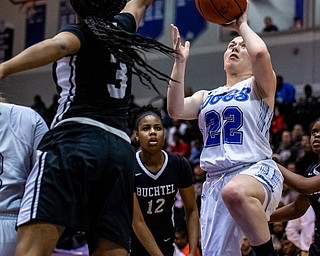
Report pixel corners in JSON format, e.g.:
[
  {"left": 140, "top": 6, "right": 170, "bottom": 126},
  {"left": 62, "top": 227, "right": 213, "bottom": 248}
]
[
  {"left": 51, "top": 13, "right": 136, "bottom": 132},
  {"left": 304, "top": 163, "right": 320, "bottom": 241},
  {"left": 131, "top": 150, "right": 194, "bottom": 255}
]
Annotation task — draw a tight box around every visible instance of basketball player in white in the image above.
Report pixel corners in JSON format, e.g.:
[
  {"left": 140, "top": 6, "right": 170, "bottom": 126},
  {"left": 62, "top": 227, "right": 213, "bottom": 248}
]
[
  {"left": 0, "top": 96, "right": 48, "bottom": 255},
  {"left": 167, "top": 3, "right": 283, "bottom": 256}
]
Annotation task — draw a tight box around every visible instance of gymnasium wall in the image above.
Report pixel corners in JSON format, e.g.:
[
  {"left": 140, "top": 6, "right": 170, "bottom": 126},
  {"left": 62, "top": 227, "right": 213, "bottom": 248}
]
[{"left": 0, "top": 0, "right": 319, "bottom": 107}]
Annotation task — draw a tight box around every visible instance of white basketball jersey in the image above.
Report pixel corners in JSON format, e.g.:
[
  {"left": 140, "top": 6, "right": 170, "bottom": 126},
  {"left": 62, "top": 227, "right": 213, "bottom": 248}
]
[
  {"left": 0, "top": 103, "right": 48, "bottom": 214},
  {"left": 198, "top": 77, "right": 273, "bottom": 174}
]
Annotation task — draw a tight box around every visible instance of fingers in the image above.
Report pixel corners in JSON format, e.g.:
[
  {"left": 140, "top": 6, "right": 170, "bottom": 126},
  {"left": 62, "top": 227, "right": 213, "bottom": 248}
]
[
  {"left": 170, "top": 24, "right": 190, "bottom": 61},
  {"left": 184, "top": 40, "right": 190, "bottom": 51},
  {"left": 171, "top": 24, "right": 180, "bottom": 49}
]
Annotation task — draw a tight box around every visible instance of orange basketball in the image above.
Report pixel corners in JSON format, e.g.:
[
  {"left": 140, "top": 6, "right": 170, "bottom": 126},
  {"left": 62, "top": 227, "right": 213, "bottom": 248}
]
[{"left": 195, "top": 0, "right": 247, "bottom": 25}]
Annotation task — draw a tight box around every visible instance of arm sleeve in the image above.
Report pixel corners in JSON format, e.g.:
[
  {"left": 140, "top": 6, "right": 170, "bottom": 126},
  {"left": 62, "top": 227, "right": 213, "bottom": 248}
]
[
  {"left": 114, "top": 13, "right": 136, "bottom": 32},
  {"left": 178, "top": 155, "right": 194, "bottom": 189},
  {"left": 59, "top": 23, "right": 86, "bottom": 46}
]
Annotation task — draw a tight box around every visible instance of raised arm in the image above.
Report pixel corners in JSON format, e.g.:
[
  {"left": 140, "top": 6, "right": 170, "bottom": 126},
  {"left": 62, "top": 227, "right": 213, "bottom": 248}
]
[
  {"left": 269, "top": 194, "right": 310, "bottom": 223},
  {"left": 132, "top": 193, "right": 164, "bottom": 256},
  {"left": 121, "top": 0, "right": 154, "bottom": 29},
  {"left": 167, "top": 24, "right": 205, "bottom": 120},
  {"left": 278, "top": 164, "right": 320, "bottom": 194},
  {"left": 225, "top": 2, "right": 276, "bottom": 108},
  {"left": 0, "top": 32, "right": 80, "bottom": 80},
  {"left": 179, "top": 185, "right": 200, "bottom": 256}
]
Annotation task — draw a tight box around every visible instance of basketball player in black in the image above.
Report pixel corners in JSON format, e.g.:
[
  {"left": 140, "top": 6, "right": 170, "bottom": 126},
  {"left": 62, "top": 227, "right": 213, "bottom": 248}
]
[
  {"left": 0, "top": 0, "right": 177, "bottom": 255},
  {"left": 270, "top": 118, "right": 320, "bottom": 256},
  {"left": 131, "top": 105, "right": 200, "bottom": 256}
]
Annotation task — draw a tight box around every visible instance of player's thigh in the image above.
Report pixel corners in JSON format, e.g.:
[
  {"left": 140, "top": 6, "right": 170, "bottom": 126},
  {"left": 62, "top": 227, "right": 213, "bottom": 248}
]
[
  {"left": 15, "top": 220, "right": 64, "bottom": 256},
  {"left": 93, "top": 239, "right": 128, "bottom": 256}
]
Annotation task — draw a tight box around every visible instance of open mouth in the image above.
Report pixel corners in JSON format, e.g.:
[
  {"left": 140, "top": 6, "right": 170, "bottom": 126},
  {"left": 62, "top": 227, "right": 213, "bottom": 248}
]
[
  {"left": 149, "top": 138, "right": 158, "bottom": 144},
  {"left": 230, "top": 54, "right": 239, "bottom": 59}
]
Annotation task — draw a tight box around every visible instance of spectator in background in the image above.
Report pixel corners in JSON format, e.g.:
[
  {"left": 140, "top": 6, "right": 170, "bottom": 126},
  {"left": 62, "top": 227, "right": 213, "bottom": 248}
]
[
  {"left": 192, "top": 161, "right": 206, "bottom": 213},
  {"left": 188, "top": 138, "right": 203, "bottom": 167},
  {"left": 294, "top": 84, "right": 320, "bottom": 132},
  {"left": 47, "top": 94, "right": 59, "bottom": 126},
  {"left": 263, "top": 16, "right": 279, "bottom": 32},
  {"left": 271, "top": 221, "right": 286, "bottom": 254},
  {"left": 289, "top": 124, "right": 305, "bottom": 160},
  {"left": 241, "top": 237, "right": 257, "bottom": 256},
  {"left": 275, "top": 130, "right": 294, "bottom": 166},
  {"left": 168, "top": 131, "right": 191, "bottom": 158},
  {"left": 275, "top": 76, "right": 296, "bottom": 104},
  {"left": 174, "top": 225, "right": 201, "bottom": 256},
  {"left": 161, "top": 97, "right": 174, "bottom": 130},
  {"left": 275, "top": 76, "right": 296, "bottom": 129},
  {"left": 167, "top": 119, "right": 188, "bottom": 148},
  {"left": 271, "top": 103, "right": 287, "bottom": 151},
  {"left": 290, "top": 16, "right": 303, "bottom": 30},
  {"left": 279, "top": 162, "right": 298, "bottom": 206},
  {"left": 285, "top": 206, "right": 315, "bottom": 256},
  {"left": 291, "top": 124, "right": 304, "bottom": 145},
  {"left": 281, "top": 234, "right": 302, "bottom": 256},
  {"left": 31, "top": 94, "right": 48, "bottom": 122}
]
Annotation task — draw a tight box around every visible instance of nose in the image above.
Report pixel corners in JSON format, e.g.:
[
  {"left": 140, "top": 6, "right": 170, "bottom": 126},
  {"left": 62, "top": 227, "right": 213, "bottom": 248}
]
[
  {"left": 149, "top": 128, "right": 156, "bottom": 135},
  {"left": 231, "top": 45, "right": 239, "bottom": 52},
  {"left": 312, "top": 130, "right": 320, "bottom": 137}
]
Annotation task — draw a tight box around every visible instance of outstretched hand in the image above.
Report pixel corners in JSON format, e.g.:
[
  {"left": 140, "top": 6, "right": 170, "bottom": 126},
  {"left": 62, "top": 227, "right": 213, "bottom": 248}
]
[{"left": 171, "top": 24, "right": 190, "bottom": 64}]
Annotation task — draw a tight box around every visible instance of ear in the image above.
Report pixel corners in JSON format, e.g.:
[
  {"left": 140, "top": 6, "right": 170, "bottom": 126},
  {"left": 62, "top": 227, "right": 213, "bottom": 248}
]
[{"left": 135, "top": 131, "right": 139, "bottom": 141}]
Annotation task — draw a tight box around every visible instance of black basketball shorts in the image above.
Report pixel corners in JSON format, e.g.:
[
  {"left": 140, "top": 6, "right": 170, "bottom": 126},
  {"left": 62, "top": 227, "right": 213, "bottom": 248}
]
[{"left": 18, "top": 122, "right": 135, "bottom": 250}]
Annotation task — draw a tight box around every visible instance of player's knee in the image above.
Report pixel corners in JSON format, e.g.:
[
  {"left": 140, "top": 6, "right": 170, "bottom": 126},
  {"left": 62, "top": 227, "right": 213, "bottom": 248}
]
[{"left": 222, "top": 181, "right": 247, "bottom": 209}]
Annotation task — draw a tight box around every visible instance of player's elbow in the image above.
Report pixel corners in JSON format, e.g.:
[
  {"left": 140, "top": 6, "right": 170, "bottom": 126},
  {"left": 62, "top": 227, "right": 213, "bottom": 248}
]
[{"left": 167, "top": 109, "right": 183, "bottom": 119}]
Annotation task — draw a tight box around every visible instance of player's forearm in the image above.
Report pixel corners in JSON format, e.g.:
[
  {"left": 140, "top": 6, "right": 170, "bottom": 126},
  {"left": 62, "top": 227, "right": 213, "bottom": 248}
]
[
  {"left": 0, "top": 39, "right": 65, "bottom": 79},
  {"left": 270, "top": 195, "right": 309, "bottom": 222},
  {"left": 269, "top": 205, "right": 299, "bottom": 223},
  {"left": 167, "top": 61, "right": 186, "bottom": 118},
  {"left": 132, "top": 222, "right": 163, "bottom": 256},
  {"left": 277, "top": 163, "right": 320, "bottom": 194},
  {"left": 185, "top": 207, "right": 200, "bottom": 255}
]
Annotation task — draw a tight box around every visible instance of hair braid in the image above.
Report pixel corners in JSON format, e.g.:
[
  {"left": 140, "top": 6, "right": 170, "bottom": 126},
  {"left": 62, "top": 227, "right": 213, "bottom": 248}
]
[{"left": 82, "top": 16, "right": 178, "bottom": 95}]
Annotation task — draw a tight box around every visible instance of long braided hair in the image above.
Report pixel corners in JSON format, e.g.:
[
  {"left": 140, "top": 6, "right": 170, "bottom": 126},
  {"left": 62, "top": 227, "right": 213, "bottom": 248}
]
[{"left": 69, "top": 0, "right": 178, "bottom": 95}]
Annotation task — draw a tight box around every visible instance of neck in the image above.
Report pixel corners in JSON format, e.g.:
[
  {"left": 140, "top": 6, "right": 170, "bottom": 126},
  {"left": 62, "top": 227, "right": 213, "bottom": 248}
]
[
  {"left": 226, "top": 73, "right": 253, "bottom": 87},
  {"left": 139, "top": 150, "right": 164, "bottom": 173}
]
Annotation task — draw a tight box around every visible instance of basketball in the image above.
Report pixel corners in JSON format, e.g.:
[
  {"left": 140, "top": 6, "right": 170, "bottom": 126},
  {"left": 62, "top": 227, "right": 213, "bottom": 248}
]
[{"left": 195, "top": 0, "right": 247, "bottom": 25}]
